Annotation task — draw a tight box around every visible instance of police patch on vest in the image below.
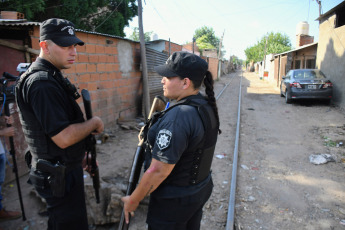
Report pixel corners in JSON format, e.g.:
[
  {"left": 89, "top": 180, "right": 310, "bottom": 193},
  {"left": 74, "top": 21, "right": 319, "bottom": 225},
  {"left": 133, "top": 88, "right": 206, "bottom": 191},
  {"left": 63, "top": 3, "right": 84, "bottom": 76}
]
[{"left": 156, "top": 129, "right": 172, "bottom": 150}]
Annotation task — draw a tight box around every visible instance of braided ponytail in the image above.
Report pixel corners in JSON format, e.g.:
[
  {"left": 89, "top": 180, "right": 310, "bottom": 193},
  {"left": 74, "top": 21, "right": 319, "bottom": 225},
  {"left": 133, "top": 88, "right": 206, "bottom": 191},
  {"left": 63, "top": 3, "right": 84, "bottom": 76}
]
[{"left": 203, "top": 71, "right": 221, "bottom": 134}]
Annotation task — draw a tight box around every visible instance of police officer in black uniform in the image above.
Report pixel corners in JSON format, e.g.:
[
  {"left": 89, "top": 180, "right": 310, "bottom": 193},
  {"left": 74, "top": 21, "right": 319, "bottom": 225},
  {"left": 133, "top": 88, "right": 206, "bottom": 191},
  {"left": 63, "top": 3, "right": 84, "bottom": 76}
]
[
  {"left": 15, "top": 18, "right": 104, "bottom": 230},
  {"left": 121, "top": 51, "right": 221, "bottom": 230}
]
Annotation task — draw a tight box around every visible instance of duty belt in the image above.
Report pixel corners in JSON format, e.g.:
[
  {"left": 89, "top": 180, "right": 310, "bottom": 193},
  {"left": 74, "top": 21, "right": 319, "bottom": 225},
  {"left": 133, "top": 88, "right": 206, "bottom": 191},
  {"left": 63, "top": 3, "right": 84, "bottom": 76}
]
[{"left": 31, "top": 159, "right": 81, "bottom": 174}]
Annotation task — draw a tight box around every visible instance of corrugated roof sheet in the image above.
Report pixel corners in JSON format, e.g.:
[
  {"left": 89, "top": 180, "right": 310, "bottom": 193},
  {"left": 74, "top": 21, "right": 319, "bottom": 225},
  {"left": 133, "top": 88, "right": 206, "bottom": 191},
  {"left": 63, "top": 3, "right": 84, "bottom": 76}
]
[{"left": 0, "top": 19, "right": 40, "bottom": 26}]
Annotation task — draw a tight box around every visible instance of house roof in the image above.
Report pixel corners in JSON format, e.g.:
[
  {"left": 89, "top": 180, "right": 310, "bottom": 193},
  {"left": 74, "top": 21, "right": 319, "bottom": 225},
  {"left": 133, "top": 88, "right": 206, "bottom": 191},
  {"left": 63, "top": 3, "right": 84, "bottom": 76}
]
[
  {"left": 316, "top": 1, "right": 345, "bottom": 21},
  {"left": 0, "top": 19, "right": 39, "bottom": 26},
  {"left": 273, "top": 42, "right": 318, "bottom": 58},
  {"left": 146, "top": 39, "right": 181, "bottom": 46}
]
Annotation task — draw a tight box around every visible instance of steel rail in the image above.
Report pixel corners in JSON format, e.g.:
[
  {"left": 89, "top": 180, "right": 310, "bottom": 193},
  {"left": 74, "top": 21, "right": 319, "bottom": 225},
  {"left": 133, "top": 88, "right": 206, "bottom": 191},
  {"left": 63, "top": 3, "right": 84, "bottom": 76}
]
[
  {"left": 226, "top": 71, "right": 243, "bottom": 230},
  {"left": 216, "top": 80, "right": 231, "bottom": 100}
]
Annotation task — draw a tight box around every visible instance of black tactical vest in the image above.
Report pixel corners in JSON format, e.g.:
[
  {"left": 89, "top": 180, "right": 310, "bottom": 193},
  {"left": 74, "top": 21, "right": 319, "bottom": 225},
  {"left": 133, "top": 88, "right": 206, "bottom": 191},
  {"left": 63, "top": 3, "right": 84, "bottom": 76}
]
[
  {"left": 15, "top": 61, "right": 85, "bottom": 165},
  {"left": 145, "top": 96, "right": 219, "bottom": 186}
]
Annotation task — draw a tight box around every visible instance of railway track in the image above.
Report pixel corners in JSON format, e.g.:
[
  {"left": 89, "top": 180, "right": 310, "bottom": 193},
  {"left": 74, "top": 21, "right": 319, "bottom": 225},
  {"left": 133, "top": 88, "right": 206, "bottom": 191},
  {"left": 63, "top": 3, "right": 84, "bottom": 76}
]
[{"left": 214, "top": 70, "right": 243, "bottom": 230}]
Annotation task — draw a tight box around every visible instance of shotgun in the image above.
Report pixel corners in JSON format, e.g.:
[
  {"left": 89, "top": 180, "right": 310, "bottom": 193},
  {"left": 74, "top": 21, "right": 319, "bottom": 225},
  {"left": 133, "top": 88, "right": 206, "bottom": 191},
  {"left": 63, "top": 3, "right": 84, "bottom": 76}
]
[
  {"left": 81, "top": 89, "right": 100, "bottom": 203},
  {"left": 118, "top": 95, "right": 167, "bottom": 230}
]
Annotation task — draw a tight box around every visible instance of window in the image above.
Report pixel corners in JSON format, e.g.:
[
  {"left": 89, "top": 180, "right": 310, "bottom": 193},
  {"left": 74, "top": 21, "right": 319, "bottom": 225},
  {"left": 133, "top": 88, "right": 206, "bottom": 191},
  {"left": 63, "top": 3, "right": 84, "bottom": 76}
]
[
  {"left": 294, "top": 60, "right": 301, "bottom": 69},
  {"left": 306, "top": 59, "right": 316, "bottom": 69}
]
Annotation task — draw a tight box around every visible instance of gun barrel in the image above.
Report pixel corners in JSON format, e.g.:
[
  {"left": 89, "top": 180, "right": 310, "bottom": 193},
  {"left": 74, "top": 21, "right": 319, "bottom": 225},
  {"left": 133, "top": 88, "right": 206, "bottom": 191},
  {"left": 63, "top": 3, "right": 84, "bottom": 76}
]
[
  {"left": 82, "top": 89, "right": 100, "bottom": 204},
  {"left": 118, "top": 96, "right": 166, "bottom": 229}
]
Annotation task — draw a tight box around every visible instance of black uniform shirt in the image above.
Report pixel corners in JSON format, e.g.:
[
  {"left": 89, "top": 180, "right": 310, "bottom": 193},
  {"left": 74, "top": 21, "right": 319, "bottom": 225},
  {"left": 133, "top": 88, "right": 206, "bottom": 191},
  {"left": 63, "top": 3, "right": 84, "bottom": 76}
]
[
  {"left": 23, "top": 58, "right": 78, "bottom": 137},
  {"left": 18, "top": 57, "right": 85, "bottom": 163},
  {"left": 148, "top": 94, "right": 206, "bottom": 165},
  {"left": 147, "top": 94, "right": 211, "bottom": 198}
]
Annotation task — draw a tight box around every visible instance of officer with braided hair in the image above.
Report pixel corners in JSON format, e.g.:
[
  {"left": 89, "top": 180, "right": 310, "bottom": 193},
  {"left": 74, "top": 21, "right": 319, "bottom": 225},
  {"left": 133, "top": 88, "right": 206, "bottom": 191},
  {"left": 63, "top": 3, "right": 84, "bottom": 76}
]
[{"left": 121, "top": 51, "right": 221, "bottom": 230}]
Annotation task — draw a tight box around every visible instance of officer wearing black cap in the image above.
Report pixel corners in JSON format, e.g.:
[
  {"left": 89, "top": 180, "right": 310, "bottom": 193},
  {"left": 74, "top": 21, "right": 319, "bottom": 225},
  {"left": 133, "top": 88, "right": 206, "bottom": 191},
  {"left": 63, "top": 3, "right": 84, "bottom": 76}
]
[
  {"left": 15, "top": 18, "right": 104, "bottom": 230},
  {"left": 121, "top": 51, "right": 221, "bottom": 230}
]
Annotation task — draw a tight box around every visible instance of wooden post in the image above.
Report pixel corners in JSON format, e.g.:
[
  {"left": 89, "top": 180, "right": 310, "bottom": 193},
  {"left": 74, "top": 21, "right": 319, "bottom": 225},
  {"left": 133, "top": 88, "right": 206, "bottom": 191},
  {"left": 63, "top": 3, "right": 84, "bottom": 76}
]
[{"left": 138, "top": 0, "right": 151, "bottom": 120}]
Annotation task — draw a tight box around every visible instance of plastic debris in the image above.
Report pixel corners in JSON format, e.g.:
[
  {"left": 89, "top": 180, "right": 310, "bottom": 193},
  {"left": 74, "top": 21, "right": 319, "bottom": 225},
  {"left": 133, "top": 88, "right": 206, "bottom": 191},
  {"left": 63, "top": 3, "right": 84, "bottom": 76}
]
[
  {"left": 340, "top": 220, "right": 345, "bottom": 226},
  {"left": 241, "top": 196, "right": 256, "bottom": 202},
  {"left": 241, "top": 164, "right": 249, "bottom": 170},
  {"left": 309, "top": 154, "right": 336, "bottom": 165},
  {"left": 215, "top": 153, "right": 226, "bottom": 159}
]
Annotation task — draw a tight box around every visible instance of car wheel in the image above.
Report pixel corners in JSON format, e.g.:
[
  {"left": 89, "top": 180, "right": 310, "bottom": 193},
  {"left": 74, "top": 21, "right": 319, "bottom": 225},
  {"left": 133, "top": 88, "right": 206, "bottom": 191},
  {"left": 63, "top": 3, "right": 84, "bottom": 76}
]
[
  {"left": 325, "top": 99, "right": 331, "bottom": 105},
  {"left": 285, "top": 90, "right": 292, "bottom": 104}
]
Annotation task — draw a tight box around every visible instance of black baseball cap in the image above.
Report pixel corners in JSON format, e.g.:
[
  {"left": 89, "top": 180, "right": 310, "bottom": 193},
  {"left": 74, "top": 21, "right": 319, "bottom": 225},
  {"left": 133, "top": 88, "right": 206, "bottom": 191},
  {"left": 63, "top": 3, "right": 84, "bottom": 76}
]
[
  {"left": 40, "top": 18, "right": 84, "bottom": 47},
  {"left": 154, "top": 51, "right": 208, "bottom": 81}
]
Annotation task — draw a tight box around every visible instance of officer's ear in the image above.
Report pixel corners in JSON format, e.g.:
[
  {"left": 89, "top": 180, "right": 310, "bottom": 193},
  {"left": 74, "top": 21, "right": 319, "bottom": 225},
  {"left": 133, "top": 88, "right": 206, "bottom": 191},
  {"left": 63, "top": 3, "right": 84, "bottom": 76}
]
[
  {"left": 182, "top": 78, "right": 192, "bottom": 89},
  {"left": 39, "top": 40, "right": 50, "bottom": 54}
]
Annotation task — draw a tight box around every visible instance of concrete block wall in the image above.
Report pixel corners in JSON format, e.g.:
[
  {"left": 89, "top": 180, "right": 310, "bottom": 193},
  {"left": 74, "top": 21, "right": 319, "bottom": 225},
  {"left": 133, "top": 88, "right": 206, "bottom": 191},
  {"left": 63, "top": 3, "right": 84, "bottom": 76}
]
[
  {"left": 316, "top": 14, "right": 345, "bottom": 107},
  {"left": 31, "top": 26, "right": 142, "bottom": 125}
]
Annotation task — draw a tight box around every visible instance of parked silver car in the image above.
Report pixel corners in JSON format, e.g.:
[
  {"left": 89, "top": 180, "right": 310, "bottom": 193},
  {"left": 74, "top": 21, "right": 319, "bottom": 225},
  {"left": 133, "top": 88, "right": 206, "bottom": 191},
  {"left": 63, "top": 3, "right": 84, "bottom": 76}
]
[{"left": 280, "top": 69, "right": 333, "bottom": 104}]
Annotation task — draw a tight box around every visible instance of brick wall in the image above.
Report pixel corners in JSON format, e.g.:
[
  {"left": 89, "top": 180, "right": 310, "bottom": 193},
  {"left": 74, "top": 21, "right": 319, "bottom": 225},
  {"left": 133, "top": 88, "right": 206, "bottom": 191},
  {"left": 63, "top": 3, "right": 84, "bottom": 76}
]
[
  {"left": 31, "top": 26, "right": 142, "bottom": 126},
  {"left": 164, "top": 41, "right": 182, "bottom": 55},
  {"left": 207, "top": 57, "right": 219, "bottom": 81},
  {"left": 182, "top": 42, "right": 199, "bottom": 53},
  {"left": 296, "top": 34, "right": 314, "bottom": 47}
]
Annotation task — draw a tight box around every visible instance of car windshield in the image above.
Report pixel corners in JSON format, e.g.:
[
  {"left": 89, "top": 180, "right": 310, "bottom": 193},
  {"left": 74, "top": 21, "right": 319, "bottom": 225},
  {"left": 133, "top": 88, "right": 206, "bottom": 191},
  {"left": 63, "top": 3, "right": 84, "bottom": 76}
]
[{"left": 293, "top": 70, "right": 327, "bottom": 80}]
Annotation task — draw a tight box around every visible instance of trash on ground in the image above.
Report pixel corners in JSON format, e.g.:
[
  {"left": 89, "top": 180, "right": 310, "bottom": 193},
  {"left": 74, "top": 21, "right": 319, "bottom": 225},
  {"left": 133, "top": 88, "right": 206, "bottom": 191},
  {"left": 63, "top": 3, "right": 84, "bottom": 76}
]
[
  {"left": 216, "top": 153, "right": 226, "bottom": 159},
  {"left": 309, "top": 154, "right": 336, "bottom": 165},
  {"left": 241, "top": 196, "right": 256, "bottom": 202},
  {"left": 241, "top": 164, "right": 249, "bottom": 170}
]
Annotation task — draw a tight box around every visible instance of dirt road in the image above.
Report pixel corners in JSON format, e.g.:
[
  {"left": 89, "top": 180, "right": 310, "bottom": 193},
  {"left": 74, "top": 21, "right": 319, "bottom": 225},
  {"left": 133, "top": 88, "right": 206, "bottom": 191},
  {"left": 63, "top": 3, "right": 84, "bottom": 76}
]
[
  {"left": 1, "top": 71, "right": 345, "bottom": 230},
  {"left": 234, "top": 71, "right": 345, "bottom": 230}
]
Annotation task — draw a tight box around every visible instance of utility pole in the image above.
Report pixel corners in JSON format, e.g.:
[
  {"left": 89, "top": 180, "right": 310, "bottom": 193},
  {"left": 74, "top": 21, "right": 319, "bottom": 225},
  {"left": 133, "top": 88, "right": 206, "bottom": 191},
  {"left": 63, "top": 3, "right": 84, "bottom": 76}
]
[
  {"left": 218, "top": 30, "right": 225, "bottom": 59},
  {"left": 217, "top": 30, "right": 225, "bottom": 79},
  {"left": 138, "top": 0, "right": 150, "bottom": 120},
  {"left": 314, "top": 0, "right": 322, "bottom": 17},
  {"left": 192, "top": 37, "right": 195, "bottom": 54},
  {"left": 263, "top": 36, "right": 268, "bottom": 71}
]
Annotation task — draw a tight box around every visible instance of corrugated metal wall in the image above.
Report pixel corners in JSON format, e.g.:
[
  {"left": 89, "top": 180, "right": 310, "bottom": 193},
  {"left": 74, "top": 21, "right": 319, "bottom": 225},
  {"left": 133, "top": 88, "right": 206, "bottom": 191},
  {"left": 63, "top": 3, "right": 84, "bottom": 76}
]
[{"left": 146, "top": 48, "right": 168, "bottom": 104}]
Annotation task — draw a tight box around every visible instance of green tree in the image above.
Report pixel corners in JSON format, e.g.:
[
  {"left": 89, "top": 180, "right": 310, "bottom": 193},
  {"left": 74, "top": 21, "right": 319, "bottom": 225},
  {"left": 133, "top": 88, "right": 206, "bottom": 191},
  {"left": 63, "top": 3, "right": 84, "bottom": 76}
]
[
  {"left": 196, "top": 35, "right": 216, "bottom": 50},
  {"left": 128, "top": 27, "right": 153, "bottom": 42},
  {"left": 193, "top": 26, "right": 223, "bottom": 56},
  {"left": 0, "top": 0, "right": 45, "bottom": 19},
  {"left": 0, "top": 0, "right": 138, "bottom": 37},
  {"left": 245, "top": 32, "right": 291, "bottom": 63}
]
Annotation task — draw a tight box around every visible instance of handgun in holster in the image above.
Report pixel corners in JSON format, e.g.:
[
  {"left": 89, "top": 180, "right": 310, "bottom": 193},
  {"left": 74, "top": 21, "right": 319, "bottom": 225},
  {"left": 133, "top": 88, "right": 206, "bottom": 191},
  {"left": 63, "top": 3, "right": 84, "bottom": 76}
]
[{"left": 36, "top": 159, "right": 66, "bottom": 197}]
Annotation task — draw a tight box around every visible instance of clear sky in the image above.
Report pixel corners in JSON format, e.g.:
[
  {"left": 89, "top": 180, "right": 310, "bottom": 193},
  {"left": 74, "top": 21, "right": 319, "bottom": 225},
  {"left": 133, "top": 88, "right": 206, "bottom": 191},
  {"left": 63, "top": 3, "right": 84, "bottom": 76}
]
[{"left": 124, "top": 0, "right": 344, "bottom": 60}]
